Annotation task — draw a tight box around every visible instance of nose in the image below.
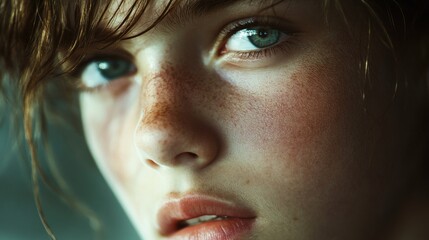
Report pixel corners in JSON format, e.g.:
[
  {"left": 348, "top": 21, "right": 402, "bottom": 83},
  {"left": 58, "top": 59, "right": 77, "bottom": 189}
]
[{"left": 134, "top": 70, "right": 220, "bottom": 170}]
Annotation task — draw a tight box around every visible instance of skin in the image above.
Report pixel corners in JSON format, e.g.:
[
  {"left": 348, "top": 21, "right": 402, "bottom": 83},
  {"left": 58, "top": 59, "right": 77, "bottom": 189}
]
[{"left": 78, "top": 0, "right": 427, "bottom": 239}]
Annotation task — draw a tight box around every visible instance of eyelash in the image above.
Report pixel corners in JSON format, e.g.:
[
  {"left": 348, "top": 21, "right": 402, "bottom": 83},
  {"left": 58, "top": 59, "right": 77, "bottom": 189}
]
[{"left": 228, "top": 43, "right": 293, "bottom": 60}]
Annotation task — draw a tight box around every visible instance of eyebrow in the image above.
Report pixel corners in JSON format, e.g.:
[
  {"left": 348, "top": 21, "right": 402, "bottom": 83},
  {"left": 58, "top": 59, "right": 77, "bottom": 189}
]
[
  {"left": 163, "top": 0, "right": 281, "bottom": 25},
  {"left": 184, "top": 0, "right": 254, "bottom": 15}
]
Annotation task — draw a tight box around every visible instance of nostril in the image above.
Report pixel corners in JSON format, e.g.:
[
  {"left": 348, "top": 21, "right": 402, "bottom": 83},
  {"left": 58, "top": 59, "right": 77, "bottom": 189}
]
[
  {"left": 185, "top": 152, "right": 198, "bottom": 158},
  {"left": 175, "top": 152, "right": 198, "bottom": 163},
  {"left": 146, "top": 159, "right": 160, "bottom": 169}
]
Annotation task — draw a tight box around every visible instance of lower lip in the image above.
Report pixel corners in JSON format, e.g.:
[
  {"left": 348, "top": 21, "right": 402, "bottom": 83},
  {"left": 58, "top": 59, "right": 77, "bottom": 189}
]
[{"left": 168, "top": 218, "right": 255, "bottom": 240}]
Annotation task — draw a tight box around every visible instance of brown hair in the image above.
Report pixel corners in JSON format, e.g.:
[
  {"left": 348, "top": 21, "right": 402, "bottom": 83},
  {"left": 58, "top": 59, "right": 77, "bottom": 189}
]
[{"left": 1, "top": 0, "right": 428, "bottom": 239}]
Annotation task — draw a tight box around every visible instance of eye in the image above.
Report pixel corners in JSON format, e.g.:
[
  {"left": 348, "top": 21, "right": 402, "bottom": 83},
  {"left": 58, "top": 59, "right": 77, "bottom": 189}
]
[
  {"left": 225, "top": 27, "right": 289, "bottom": 52},
  {"left": 80, "top": 57, "right": 136, "bottom": 88}
]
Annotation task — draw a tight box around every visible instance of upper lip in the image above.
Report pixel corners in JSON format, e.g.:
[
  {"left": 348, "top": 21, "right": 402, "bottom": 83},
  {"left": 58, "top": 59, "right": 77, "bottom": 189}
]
[{"left": 156, "top": 194, "right": 256, "bottom": 236}]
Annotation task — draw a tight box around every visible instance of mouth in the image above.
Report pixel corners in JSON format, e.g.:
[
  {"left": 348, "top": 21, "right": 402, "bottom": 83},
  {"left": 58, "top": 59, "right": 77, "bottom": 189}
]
[
  {"left": 177, "top": 215, "right": 229, "bottom": 228},
  {"left": 157, "top": 195, "right": 256, "bottom": 240}
]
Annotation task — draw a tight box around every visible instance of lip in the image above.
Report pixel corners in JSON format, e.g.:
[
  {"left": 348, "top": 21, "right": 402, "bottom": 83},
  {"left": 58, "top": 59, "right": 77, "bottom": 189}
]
[{"left": 157, "top": 194, "right": 256, "bottom": 240}]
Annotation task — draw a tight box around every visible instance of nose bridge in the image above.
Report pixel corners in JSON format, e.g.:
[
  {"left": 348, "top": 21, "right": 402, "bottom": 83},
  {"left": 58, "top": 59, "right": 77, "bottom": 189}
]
[
  {"left": 140, "top": 63, "right": 191, "bottom": 125},
  {"left": 134, "top": 63, "right": 219, "bottom": 170}
]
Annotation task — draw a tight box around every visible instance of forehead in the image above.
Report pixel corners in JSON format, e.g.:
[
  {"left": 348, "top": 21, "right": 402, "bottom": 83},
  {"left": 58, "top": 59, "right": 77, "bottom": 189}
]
[{"left": 101, "top": 0, "right": 315, "bottom": 35}]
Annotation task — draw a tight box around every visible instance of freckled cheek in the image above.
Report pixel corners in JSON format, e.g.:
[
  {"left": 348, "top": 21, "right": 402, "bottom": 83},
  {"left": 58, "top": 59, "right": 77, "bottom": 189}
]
[{"left": 224, "top": 63, "right": 360, "bottom": 171}]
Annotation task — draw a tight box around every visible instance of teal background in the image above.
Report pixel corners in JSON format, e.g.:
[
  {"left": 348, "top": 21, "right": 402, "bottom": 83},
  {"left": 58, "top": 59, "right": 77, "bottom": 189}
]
[{"left": 0, "top": 88, "right": 140, "bottom": 240}]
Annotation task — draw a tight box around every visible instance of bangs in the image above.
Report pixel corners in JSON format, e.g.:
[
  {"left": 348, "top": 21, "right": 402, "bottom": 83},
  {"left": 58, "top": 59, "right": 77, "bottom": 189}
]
[
  {"left": 57, "top": 0, "right": 180, "bottom": 75},
  {"left": 1, "top": 0, "right": 178, "bottom": 94}
]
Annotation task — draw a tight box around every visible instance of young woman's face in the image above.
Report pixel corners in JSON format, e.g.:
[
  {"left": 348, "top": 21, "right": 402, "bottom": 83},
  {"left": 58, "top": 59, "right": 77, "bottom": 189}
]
[{"left": 79, "top": 0, "right": 411, "bottom": 239}]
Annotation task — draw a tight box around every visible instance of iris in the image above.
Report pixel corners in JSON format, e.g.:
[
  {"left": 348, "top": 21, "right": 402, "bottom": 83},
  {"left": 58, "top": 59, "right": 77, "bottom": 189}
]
[{"left": 247, "top": 28, "right": 280, "bottom": 48}]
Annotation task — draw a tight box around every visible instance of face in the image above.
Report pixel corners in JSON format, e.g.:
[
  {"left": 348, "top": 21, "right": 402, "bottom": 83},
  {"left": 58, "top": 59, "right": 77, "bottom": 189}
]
[{"left": 78, "top": 0, "right": 413, "bottom": 239}]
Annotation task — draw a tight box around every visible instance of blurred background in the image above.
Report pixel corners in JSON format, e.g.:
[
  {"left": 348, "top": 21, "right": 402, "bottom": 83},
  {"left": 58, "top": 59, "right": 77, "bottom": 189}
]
[{"left": 0, "top": 82, "right": 140, "bottom": 240}]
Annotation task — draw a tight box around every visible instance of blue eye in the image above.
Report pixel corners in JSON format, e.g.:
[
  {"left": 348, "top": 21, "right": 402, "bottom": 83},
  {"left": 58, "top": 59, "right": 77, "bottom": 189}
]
[
  {"left": 225, "top": 27, "right": 288, "bottom": 52},
  {"left": 80, "top": 58, "right": 136, "bottom": 88},
  {"left": 247, "top": 28, "right": 280, "bottom": 48}
]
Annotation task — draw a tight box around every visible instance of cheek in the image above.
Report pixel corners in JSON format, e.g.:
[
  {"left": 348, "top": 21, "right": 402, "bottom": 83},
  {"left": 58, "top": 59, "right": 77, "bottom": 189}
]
[
  {"left": 218, "top": 56, "right": 376, "bottom": 235},
  {"left": 220, "top": 54, "right": 367, "bottom": 195},
  {"left": 79, "top": 87, "right": 142, "bottom": 187},
  {"left": 230, "top": 61, "right": 361, "bottom": 157}
]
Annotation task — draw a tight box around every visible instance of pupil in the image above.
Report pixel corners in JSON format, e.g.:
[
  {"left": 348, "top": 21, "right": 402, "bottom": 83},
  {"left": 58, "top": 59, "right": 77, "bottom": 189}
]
[{"left": 258, "top": 30, "right": 269, "bottom": 38}]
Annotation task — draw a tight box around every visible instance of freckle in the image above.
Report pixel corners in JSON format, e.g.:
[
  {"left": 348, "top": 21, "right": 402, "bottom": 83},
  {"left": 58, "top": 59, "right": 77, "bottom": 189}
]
[
  {"left": 245, "top": 179, "right": 250, "bottom": 185},
  {"left": 139, "top": 62, "right": 245, "bottom": 138},
  {"left": 293, "top": 216, "right": 299, "bottom": 221}
]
